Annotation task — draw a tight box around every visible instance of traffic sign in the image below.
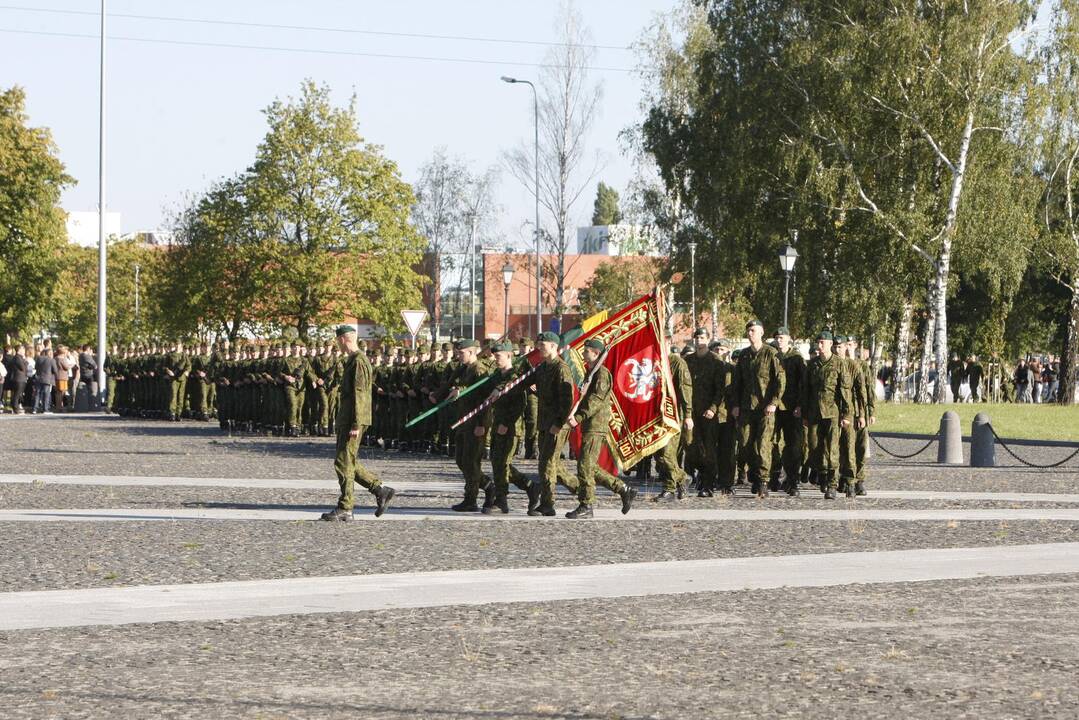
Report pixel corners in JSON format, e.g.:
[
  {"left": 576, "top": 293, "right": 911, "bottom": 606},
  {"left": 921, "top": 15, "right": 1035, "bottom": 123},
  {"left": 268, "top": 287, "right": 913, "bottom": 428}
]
[{"left": 401, "top": 309, "right": 427, "bottom": 337}]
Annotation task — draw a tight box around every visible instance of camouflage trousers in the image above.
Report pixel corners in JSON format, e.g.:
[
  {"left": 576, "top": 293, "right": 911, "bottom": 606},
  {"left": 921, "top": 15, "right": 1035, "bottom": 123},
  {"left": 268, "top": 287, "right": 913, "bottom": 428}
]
[
  {"left": 576, "top": 432, "right": 626, "bottom": 505},
  {"left": 333, "top": 424, "right": 382, "bottom": 511}
]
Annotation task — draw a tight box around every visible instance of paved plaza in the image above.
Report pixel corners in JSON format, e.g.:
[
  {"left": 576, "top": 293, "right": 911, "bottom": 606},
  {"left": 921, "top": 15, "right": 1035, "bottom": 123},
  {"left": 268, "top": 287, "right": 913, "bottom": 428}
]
[{"left": 1, "top": 415, "right": 1078, "bottom": 718}]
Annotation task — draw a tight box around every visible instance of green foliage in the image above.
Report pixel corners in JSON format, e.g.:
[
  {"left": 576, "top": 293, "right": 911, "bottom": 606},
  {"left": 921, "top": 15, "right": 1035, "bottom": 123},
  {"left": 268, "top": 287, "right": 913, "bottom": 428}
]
[
  {"left": 578, "top": 257, "right": 663, "bottom": 316},
  {"left": 245, "top": 80, "right": 426, "bottom": 338},
  {"left": 0, "top": 86, "right": 74, "bottom": 339},
  {"left": 591, "top": 182, "right": 622, "bottom": 225}
]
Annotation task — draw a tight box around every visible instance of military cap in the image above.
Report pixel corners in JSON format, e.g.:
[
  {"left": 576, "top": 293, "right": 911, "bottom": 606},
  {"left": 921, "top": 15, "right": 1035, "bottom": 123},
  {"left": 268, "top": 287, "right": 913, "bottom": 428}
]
[
  {"left": 816, "top": 329, "right": 834, "bottom": 341},
  {"left": 692, "top": 327, "right": 710, "bottom": 338},
  {"left": 834, "top": 333, "right": 847, "bottom": 344},
  {"left": 517, "top": 337, "right": 534, "bottom": 347},
  {"left": 492, "top": 340, "right": 515, "bottom": 353},
  {"left": 537, "top": 331, "right": 560, "bottom": 344},
  {"left": 774, "top": 326, "right": 790, "bottom": 336},
  {"left": 334, "top": 324, "right": 355, "bottom": 337},
  {"left": 670, "top": 344, "right": 682, "bottom": 354},
  {"left": 708, "top": 340, "right": 721, "bottom": 350},
  {"left": 440, "top": 342, "right": 453, "bottom": 351},
  {"left": 583, "top": 338, "right": 606, "bottom": 352},
  {"left": 456, "top": 338, "right": 480, "bottom": 350},
  {"left": 718, "top": 338, "right": 732, "bottom": 348},
  {"left": 402, "top": 349, "right": 413, "bottom": 357},
  {"left": 745, "top": 319, "right": 763, "bottom": 330}
]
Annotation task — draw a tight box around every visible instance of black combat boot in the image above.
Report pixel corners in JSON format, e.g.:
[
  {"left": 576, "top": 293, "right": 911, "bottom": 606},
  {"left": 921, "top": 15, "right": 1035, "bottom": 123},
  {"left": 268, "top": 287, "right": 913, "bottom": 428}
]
[
  {"left": 496, "top": 493, "right": 510, "bottom": 514},
  {"left": 768, "top": 475, "right": 782, "bottom": 493},
  {"left": 618, "top": 485, "right": 637, "bottom": 514},
  {"left": 854, "top": 481, "right": 867, "bottom": 497},
  {"left": 653, "top": 489, "right": 677, "bottom": 502},
  {"left": 373, "top": 486, "right": 396, "bottom": 517},
  {"left": 319, "top": 507, "right": 353, "bottom": 522},
  {"left": 566, "top": 503, "right": 593, "bottom": 519},
  {"left": 451, "top": 499, "right": 480, "bottom": 512},
  {"left": 524, "top": 438, "right": 536, "bottom": 460},
  {"left": 481, "top": 481, "right": 496, "bottom": 512},
  {"left": 525, "top": 482, "right": 541, "bottom": 514}
]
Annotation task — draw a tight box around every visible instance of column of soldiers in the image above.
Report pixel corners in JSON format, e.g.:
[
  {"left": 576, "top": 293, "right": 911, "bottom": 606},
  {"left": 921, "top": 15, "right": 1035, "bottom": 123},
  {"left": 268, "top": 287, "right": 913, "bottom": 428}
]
[
  {"left": 103, "top": 336, "right": 545, "bottom": 465},
  {"left": 651, "top": 321, "right": 876, "bottom": 502}
]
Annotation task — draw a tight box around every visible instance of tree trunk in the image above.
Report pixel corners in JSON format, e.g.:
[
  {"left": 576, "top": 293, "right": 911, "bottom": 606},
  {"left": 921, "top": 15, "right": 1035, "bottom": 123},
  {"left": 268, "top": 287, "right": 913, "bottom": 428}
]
[
  {"left": 916, "top": 281, "right": 936, "bottom": 404},
  {"left": 892, "top": 300, "right": 913, "bottom": 403},
  {"left": 1060, "top": 283, "right": 1079, "bottom": 405},
  {"left": 931, "top": 109, "right": 975, "bottom": 403},
  {"left": 430, "top": 252, "right": 441, "bottom": 345}
]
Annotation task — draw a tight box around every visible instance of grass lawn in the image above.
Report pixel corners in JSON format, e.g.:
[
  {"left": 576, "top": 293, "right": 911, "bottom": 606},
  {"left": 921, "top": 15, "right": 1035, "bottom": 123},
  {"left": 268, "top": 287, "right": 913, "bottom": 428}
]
[{"left": 873, "top": 402, "right": 1079, "bottom": 441}]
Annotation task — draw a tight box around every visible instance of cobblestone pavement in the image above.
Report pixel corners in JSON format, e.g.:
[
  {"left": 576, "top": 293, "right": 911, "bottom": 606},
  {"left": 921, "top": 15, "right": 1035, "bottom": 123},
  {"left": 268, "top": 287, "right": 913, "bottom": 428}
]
[{"left": 1, "top": 414, "right": 1077, "bottom": 718}]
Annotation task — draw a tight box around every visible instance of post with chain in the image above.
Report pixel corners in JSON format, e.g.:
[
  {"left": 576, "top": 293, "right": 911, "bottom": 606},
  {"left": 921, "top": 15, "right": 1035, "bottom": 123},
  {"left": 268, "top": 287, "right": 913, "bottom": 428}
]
[
  {"left": 970, "top": 412, "right": 995, "bottom": 467},
  {"left": 937, "top": 411, "right": 963, "bottom": 465}
]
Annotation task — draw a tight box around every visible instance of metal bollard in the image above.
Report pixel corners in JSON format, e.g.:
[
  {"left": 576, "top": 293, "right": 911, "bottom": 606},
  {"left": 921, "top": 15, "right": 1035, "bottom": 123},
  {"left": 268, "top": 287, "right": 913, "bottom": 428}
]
[
  {"left": 970, "top": 412, "right": 995, "bottom": 467},
  {"left": 937, "top": 410, "right": 963, "bottom": 465}
]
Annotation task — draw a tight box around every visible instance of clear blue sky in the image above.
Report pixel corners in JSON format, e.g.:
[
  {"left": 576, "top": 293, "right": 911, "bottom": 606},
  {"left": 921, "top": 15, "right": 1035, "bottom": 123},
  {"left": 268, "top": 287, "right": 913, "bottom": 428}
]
[{"left": 0, "top": 1, "right": 673, "bottom": 246}]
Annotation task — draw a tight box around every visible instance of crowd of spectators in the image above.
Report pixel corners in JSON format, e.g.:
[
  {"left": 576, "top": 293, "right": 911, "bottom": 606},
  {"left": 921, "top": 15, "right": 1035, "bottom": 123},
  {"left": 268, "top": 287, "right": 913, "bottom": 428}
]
[
  {"left": 1, "top": 340, "right": 98, "bottom": 414},
  {"left": 875, "top": 353, "right": 1075, "bottom": 403}
]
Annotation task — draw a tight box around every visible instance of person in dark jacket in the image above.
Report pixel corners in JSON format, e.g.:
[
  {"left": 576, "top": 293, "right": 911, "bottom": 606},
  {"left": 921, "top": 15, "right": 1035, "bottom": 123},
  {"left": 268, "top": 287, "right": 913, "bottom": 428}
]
[
  {"left": 33, "top": 349, "right": 57, "bottom": 414},
  {"left": 79, "top": 345, "right": 98, "bottom": 408},
  {"left": 6, "top": 346, "right": 29, "bottom": 413}
]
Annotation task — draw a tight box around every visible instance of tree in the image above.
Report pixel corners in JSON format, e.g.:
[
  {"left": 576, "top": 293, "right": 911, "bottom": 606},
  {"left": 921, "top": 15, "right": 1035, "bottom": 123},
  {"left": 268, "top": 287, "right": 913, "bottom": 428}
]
[
  {"left": 0, "top": 86, "right": 74, "bottom": 341},
  {"left": 1039, "top": 0, "right": 1079, "bottom": 405},
  {"left": 504, "top": 0, "right": 604, "bottom": 329},
  {"left": 245, "top": 80, "right": 426, "bottom": 338},
  {"left": 412, "top": 148, "right": 470, "bottom": 342},
  {"left": 578, "top": 258, "right": 664, "bottom": 316},
  {"left": 591, "top": 182, "right": 622, "bottom": 225},
  {"left": 165, "top": 177, "right": 270, "bottom": 341}
]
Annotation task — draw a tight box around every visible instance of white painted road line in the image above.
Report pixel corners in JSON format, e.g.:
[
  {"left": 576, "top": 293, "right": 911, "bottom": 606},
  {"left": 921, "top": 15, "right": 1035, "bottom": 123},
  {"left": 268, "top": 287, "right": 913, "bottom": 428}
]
[
  {"left": 1, "top": 542, "right": 1076, "bottom": 631},
  {"left": 2, "top": 507, "right": 1079, "bottom": 522},
  {"left": 3, "top": 474, "right": 1079, "bottom": 504}
]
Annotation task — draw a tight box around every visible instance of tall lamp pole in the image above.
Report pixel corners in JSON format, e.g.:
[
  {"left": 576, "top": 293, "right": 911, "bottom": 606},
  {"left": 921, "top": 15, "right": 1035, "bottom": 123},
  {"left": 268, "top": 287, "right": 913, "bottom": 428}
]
[
  {"left": 688, "top": 241, "right": 697, "bottom": 326},
  {"left": 134, "top": 263, "right": 140, "bottom": 331},
  {"left": 502, "top": 262, "right": 515, "bottom": 338},
  {"left": 779, "top": 232, "right": 799, "bottom": 328},
  {"left": 500, "top": 76, "right": 541, "bottom": 336},
  {"left": 96, "top": 0, "right": 107, "bottom": 406}
]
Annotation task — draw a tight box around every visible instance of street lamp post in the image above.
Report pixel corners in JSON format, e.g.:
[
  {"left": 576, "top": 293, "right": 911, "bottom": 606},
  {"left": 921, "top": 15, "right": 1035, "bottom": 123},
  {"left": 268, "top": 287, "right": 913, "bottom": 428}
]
[
  {"left": 688, "top": 241, "right": 697, "bottom": 327},
  {"left": 96, "top": 0, "right": 107, "bottom": 406},
  {"left": 779, "top": 232, "right": 800, "bottom": 329},
  {"left": 500, "top": 76, "right": 541, "bottom": 337},
  {"left": 134, "top": 263, "right": 140, "bottom": 331},
  {"left": 502, "top": 262, "right": 514, "bottom": 338}
]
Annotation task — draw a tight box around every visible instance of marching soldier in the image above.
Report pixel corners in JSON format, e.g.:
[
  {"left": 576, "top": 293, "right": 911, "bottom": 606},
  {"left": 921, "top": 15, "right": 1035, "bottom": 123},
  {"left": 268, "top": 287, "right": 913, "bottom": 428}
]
[
  {"left": 653, "top": 341, "right": 693, "bottom": 501},
  {"left": 566, "top": 338, "right": 637, "bottom": 518},
  {"left": 518, "top": 337, "right": 539, "bottom": 458},
  {"left": 771, "top": 327, "right": 805, "bottom": 496},
  {"left": 730, "top": 320, "right": 785, "bottom": 498},
  {"left": 801, "top": 330, "right": 852, "bottom": 500},
  {"left": 684, "top": 328, "right": 725, "bottom": 496},
  {"left": 483, "top": 341, "right": 536, "bottom": 513},
  {"left": 322, "top": 325, "right": 396, "bottom": 521},
  {"left": 434, "top": 339, "right": 495, "bottom": 512},
  {"left": 531, "top": 331, "right": 579, "bottom": 517}
]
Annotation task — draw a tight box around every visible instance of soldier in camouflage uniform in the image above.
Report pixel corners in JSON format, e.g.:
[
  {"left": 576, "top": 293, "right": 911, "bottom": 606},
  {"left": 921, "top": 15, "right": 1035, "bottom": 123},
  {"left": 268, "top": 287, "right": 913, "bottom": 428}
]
[
  {"left": 653, "top": 342, "right": 693, "bottom": 501},
  {"left": 770, "top": 327, "right": 805, "bottom": 496},
  {"left": 801, "top": 330, "right": 853, "bottom": 500},
  {"left": 531, "top": 331, "right": 579, "bottom": 516},
  {"left": 730, "top": 320, "right": 785, "bottom": 498},
  {"left": 163, "top": 341, "right": 191, "bottom": 421},
  {"left": 684, "top": 328, "right": 725, "bottom": 496},
  {"left": 837, "top": 335, "right": 868, "bottom": 496},
  {"left": 321, "top": 325, "right": 396, "bottom": 521},
  {"left": 482, "top": 340, "right": 536, "bottom": 513},
  {"left": 518, "top": 337, "right": 538, "bottom": 459},
  {"left": 188, "top": 342, "right": 212, "bottom": 421},
  {"left": 565, "top": 338, "right": 637, "bottom": 519},
  {"left": 433, "top": 338, "right": 495, "bottom": 512}
]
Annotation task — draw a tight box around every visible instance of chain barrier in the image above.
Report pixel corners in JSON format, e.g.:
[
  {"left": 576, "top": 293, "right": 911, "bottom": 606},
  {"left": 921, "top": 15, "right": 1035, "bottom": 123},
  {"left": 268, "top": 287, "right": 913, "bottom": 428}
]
[
  {"left": 987, "top": 424, "right": 1079, "bottom": 469},
  {"left": 870, "top": 433, "right": 936, "bottom": 460}
]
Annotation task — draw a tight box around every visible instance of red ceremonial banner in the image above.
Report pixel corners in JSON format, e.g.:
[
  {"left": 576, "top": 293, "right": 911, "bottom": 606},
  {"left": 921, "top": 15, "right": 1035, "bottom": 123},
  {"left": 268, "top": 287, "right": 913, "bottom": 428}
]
[{"left": 564, "top": 290, "right": 681, "bottom": 473}]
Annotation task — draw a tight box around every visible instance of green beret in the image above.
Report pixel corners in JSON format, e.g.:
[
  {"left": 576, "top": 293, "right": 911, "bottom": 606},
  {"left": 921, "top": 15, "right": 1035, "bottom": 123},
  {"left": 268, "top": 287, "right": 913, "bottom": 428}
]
[
  {"left": 440, "top": 343, "right": 453, "bottom": 351},
  {"left": 774, "top": 326, "right": 790, "bottom": 336},
  {"left": 816, "top": 330, "right": 834, "bottom": 341},
  {"left": 583, "top": 338, "right": 605, "bottom": 352},
  {"left": 456, "top": 339, "right": 480, "bottom": 350},
  {"left": 692, "top": 327, "right": 709, "bottom": 338},
  {"left": 708, "top": 340, "right": 721, "bottom": 350},
  {"left": 834, "top": 334, "right": 847, "bottom": 343},
  {"left": 492, "top": 340, "right": 515, "bottom": 353},
  {"left": 745, "top": 319, "right": 763, "bottom": 330},
  {"left": 670, "top": 345, "right": 681, "bottom": 354},
  {"left": 335, "top": 325, "right": 355, "bottom": 337},
  {"left": 517, "top": 337, "right": 533, "bottom": 346},
  {"left": 537, "top": 331, "right": 560, "bottom": 344},
  {"left": 718, "top": 339, "right": 732, "bottom": 348}
]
